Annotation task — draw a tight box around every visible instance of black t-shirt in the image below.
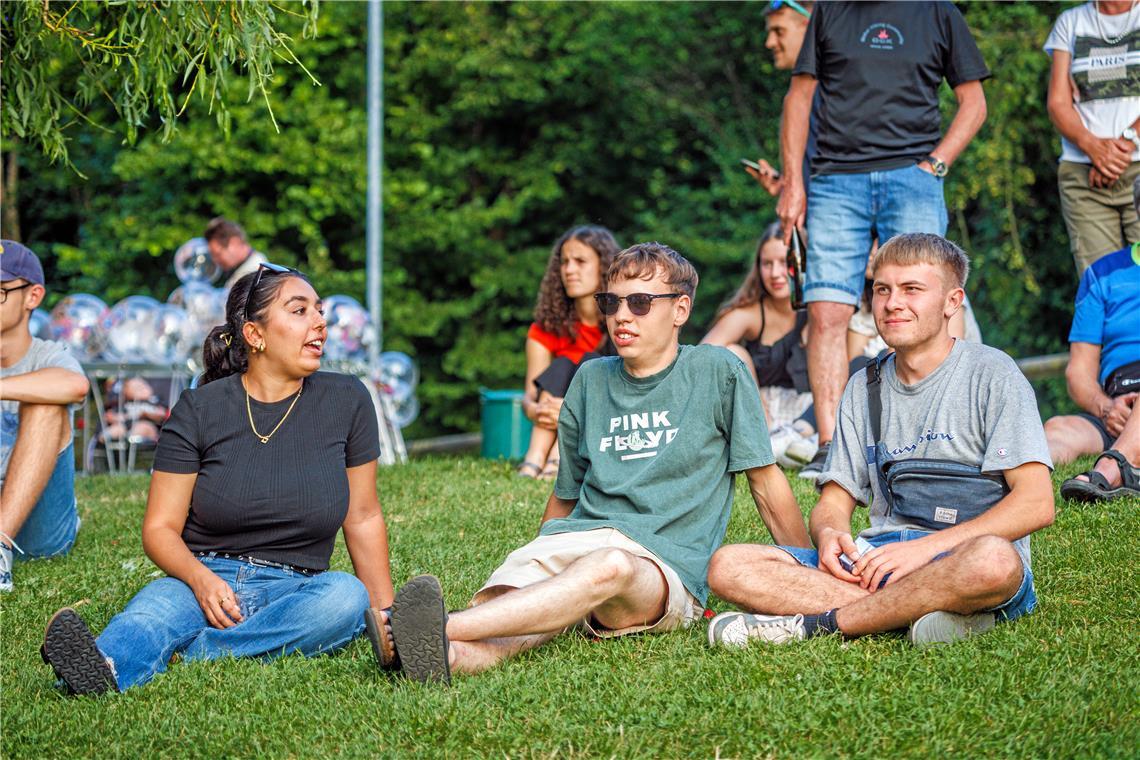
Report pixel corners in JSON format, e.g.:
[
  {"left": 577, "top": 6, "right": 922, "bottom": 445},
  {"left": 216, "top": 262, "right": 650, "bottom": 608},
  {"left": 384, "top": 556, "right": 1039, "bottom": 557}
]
[
  {"left": 153, "top": 371, "right": 381, "bottom": 570},
  {"left": 793, "top": 1, "right": 990, "bottom": 175}
]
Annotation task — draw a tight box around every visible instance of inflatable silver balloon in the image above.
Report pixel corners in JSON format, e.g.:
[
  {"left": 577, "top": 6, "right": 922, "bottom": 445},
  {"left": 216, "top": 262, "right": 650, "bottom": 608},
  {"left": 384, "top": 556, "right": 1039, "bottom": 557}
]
[
  {"left": 173, "top": 237, "right": 221, "bottom": 284},
  {"left": 29, "top": 308, "right": 51, "bottom": 340},
  {"left": 380, "top": 350, "right": 419, "bottom": 390},
  {"left": 49, "top": 294, "right": 109, "bottom": 361},
  {"left": 322, "top": 295, "right": 372, "bottom": 361},
  {"left": 391, "top": 393, "right": 420, "bottom": 429},
  {"left": 101, "top": 295, "right": 162, "bottom": 362},
  {"left": 147, "top": 305, "right": 196, "bottom": 365},
  {"left": 168, "top": 281, "right": 226, "bottom": 346}
]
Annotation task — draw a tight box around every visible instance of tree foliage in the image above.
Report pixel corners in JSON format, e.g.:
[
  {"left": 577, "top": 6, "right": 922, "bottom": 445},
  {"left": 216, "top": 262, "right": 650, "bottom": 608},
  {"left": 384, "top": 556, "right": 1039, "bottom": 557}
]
[
  {"left": 3, "top": 1, "right": 1077, "bottom": 435},
  {"left": 1, "top": 0, "right": 318, "bottom": 167}
]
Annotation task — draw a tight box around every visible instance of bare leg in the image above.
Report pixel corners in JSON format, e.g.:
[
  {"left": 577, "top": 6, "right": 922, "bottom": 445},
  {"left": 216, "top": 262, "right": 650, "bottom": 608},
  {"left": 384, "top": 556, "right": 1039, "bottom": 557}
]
[
  {"left": 806, "top": 302, "right": 855, "bottom": 444},
  {"left": 1083, "top": 401, "right": 1140, "bottom": 488},
  {"left": 521, "top": 426, "right": 557, "bottom": 472},
  {"left": 1, "top": 404, "right": 69, "bottom": 539},
  {"left": 708, "top": 544, "right": 868, "bottom": 614},
  {"left": 1044, "top": 414, "right": 1106, "bottom": 466},
  {"left": 835, "top": 536, "right": 1023, "bottom": 636},
  {"left": 447, "top": 548, "right": 668, "bottom": 673}
]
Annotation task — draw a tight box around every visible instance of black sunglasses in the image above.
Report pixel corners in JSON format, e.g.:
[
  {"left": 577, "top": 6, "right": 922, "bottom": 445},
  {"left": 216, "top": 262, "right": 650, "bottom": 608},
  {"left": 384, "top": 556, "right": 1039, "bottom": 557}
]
[
  {"left": 244, "top": 262, "right": 302, "bottom": 323},
  {"left": 594, "top": 292, "right": 682, "bottom": 317}
]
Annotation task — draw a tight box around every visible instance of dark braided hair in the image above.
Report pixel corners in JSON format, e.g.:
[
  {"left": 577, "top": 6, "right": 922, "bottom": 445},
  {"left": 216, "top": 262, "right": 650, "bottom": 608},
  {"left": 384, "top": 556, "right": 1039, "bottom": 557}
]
[
  {"left": 533, "top": 225, "right": 620, "bottom": 338},
  {"left": 201, "top": 268, "right": 310, "bottom": 385}
]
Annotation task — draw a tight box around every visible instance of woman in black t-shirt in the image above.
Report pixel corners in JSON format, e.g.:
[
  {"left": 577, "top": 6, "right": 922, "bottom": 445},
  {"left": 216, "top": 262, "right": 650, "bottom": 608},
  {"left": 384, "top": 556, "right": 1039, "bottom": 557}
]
[
  {"left": 40, "top": 265, "right": 399, "bottom": 695},
  {"left": 701, "top": 222, "right": 812, "bottom": 429}
]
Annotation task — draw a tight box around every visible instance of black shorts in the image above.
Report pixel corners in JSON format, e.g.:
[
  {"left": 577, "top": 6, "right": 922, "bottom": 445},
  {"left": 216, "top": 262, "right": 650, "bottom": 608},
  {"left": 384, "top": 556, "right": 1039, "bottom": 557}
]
[{"left": 533, "top": 353, "right": 601, "bottom": 398}]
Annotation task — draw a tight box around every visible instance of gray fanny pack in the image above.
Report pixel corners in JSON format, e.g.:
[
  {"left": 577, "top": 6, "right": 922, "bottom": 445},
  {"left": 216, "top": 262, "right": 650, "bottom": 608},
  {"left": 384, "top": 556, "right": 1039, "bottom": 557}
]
[{"left": 867, "top": 357, "right": 1008, "bottom": 530}]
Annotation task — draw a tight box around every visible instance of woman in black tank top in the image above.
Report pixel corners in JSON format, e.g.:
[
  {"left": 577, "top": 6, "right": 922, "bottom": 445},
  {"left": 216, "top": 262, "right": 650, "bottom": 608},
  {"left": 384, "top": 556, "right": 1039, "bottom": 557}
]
[{"left": 701, "top": 223, "right": 811, "bottom": 428}]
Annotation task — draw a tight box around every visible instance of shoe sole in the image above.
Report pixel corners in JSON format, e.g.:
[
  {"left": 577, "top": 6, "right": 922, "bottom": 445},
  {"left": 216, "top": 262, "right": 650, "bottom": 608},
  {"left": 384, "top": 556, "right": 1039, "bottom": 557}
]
[
  {"left": 909, "top": 611, "right": 996, "bottom": 647},
  {"left": 391, "top": 575, "right": 451, "bottom": 685},
  {"left": 363, "top": 608, "right": 400, "bottom": 671},
  {"left": 41, "top": 608, "right": 118, "bottom": 695}
]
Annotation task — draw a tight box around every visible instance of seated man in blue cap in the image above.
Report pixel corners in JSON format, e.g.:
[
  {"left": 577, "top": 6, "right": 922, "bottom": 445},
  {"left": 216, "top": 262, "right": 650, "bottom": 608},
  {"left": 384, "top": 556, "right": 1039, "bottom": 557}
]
[{"left": 1, "top": 241, "right": 90, "bottom": 591}]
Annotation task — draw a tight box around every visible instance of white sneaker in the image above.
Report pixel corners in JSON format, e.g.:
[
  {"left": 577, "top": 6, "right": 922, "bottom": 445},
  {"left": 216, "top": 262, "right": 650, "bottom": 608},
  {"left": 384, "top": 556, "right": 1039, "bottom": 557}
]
[
  {"left": 707, "top": 612, "right": 807, "bottom": 647},
  {"left": 908, "top": 610, "right": 996, "bottom": 647},
  {"left": 1, "top": 541, "right": 13, "bottom": 592},
  {"left": 785, "top": 434, "right": 819, "bottom": 466},
  {"left": 768, "top": 424, "right": 800, "bottom": 466}
]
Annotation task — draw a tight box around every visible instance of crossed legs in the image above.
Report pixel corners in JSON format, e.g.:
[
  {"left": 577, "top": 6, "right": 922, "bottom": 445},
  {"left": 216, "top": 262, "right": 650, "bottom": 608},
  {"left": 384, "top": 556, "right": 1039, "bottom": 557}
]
[
  {"left": 708, "top": 535, "right": 1023, "bottom": 637},
  {"left": 447, "top": 548, "right": 669, "bottom": 674}
]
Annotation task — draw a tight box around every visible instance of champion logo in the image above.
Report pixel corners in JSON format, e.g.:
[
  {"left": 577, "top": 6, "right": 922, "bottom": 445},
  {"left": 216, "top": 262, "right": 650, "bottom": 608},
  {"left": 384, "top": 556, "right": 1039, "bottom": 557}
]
[{"left": 997, "top": 447, "right": 1008, "bottom": 458}]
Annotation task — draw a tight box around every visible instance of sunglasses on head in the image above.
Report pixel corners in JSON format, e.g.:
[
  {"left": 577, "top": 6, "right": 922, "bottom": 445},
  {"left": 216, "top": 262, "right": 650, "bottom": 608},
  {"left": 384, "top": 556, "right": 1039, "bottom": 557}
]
[
  {"left": 769, "top": 0, "right": 810, "bottom": 18},
  {"left": 244, "top": 262, "right": 302, "bottom": 323},
  {"left": 594, "top": 292, "right": 682, "bottom": 317}
]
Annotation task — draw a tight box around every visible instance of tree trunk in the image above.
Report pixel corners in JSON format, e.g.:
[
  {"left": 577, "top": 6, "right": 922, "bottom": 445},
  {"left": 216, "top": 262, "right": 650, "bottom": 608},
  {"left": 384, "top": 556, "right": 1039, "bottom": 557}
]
[{"left": 1, "top": 146, "right": 21, "bottom": 241}]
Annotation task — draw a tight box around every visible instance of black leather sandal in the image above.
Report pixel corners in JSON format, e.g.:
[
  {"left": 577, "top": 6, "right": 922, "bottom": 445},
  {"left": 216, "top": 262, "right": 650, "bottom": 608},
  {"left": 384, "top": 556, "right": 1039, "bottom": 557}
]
[{"left": 1060, "top": 449, "right": 1140, "bottom": 503}]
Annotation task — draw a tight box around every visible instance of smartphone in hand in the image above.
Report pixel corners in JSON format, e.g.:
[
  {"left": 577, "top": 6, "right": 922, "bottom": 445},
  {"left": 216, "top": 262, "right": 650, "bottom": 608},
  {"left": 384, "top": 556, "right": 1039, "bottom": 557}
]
[{"left": 740, "top": 158, "right": 779, "bottom": 178}]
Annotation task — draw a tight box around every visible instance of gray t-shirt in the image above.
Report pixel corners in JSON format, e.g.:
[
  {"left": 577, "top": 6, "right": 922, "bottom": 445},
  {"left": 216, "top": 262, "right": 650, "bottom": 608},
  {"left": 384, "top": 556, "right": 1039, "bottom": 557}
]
[
  {"left": 818, "top": 339, "right": 1052, "bottom": 569},
  {"left": 1, "top": 338, "right": 85, "bottom": 485},
  {"left": 548, "top": 344, "right": 774, "bottom": 604}
]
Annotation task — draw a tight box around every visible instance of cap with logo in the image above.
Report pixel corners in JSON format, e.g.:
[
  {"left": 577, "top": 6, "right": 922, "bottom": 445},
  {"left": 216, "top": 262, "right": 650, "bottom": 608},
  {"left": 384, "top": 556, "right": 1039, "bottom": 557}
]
[{"left": 0, "top": 240, "right": 45, "bottom": 286}]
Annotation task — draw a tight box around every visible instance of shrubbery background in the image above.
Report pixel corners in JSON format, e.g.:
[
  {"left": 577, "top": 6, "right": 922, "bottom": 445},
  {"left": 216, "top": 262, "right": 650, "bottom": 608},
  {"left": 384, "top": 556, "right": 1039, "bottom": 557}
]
[{"left": 4, "top": 2, "right": 1074, "bottom": 436}]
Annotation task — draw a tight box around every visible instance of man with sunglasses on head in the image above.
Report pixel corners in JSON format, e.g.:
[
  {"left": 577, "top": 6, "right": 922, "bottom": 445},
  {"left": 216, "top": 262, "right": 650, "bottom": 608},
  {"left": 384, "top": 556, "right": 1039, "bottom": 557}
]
[
  {"left": 744, "top": 0, "right": 815, "bottom": 199},
  {"left": 204, "top": 217, "right": 267, "bottom": 291},
  {"left": 1, "top": 241, "right": 90, "bottom": 592},
  {"left": 384, "top": 243, "right": 809, "bottom": 684},
  {"left": 777, "top": 2, "right": 990, "bottom": 481}
]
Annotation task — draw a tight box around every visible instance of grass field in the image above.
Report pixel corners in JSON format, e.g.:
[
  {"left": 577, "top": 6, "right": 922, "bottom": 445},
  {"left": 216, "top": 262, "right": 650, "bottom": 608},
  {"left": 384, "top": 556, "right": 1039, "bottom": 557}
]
[{"left": 2, "top": 456, "right": 1137, "bottom": 758}]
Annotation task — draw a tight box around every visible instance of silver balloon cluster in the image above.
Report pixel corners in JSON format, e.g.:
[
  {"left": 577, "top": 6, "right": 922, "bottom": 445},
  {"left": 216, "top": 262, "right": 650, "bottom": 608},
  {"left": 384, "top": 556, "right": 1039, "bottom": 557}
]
[
  {"left": 378, "top": 351, "right": 420, "bottom": 429},
  {"left": 45, "top": 239, "right": 228, "bottom": 366}
]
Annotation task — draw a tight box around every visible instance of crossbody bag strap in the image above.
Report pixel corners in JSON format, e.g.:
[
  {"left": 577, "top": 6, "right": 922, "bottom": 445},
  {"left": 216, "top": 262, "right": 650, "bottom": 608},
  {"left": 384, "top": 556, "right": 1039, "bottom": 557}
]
[{"left": 865, "top": 353, "right": 885, "bottom": 446}]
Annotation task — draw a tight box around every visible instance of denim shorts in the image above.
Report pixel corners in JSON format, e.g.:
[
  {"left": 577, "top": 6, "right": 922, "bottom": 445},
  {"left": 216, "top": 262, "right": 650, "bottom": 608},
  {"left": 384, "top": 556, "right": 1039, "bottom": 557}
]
[
  {"left": 13, "top": 443, "right": 79, "bottom": 559},
  {"left": 776, "top": 529, "right": 1037, "bottom": 622},
  {"left": 805, "top": 163, "right": 948, "bottom": 306}
]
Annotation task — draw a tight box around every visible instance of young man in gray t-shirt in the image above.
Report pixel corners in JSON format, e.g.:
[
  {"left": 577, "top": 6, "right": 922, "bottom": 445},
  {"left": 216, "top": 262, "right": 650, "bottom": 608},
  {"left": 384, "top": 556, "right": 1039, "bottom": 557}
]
[
  {"left": 382, "top": 243, "right": 810, "bottom": 683},
  {"left": 707, "top": 233, "right": 1055, "bottom": 647},
  {"left": 1, "top": 241, "right": 90, "bottom": 592}
]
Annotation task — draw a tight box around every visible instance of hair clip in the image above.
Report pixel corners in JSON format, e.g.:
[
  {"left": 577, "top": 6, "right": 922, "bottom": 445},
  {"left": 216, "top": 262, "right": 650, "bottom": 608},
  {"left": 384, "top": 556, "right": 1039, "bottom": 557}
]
[{"left": 220, "top": 332, "right": 232, "bottom": 347}]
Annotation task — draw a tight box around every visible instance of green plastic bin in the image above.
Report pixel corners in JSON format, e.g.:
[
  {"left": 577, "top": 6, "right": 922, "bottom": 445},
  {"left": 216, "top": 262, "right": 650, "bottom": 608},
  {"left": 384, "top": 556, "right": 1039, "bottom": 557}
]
[{"left": 480, "top": 388, "right": 533, "bottom": 460}]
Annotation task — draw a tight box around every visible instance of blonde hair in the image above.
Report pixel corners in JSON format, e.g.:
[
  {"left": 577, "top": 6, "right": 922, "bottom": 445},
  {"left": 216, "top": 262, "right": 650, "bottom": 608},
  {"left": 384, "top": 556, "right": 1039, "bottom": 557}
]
[
  {"left": 607, "top": 242, "right": 699, "bottom": 299},
  {"left": 872, "top": 233, "right": 969, "bottom": 289}
]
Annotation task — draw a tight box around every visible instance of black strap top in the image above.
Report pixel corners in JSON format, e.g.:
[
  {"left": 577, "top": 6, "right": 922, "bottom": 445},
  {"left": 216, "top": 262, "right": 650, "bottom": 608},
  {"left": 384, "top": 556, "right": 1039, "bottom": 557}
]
[{"left": 743, "top": 306, "right": 810, "bottom": 392}]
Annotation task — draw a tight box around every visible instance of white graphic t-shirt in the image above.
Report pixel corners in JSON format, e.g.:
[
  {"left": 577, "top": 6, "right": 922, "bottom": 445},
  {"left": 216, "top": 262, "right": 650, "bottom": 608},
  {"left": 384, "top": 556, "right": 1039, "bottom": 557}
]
[{"left": 1045, "top": 2, "right": 1140, "bottom": 163}]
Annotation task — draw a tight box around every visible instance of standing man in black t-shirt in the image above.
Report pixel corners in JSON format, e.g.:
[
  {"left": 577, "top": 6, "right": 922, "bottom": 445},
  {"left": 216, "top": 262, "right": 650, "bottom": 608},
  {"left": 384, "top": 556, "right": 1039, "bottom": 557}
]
[{"left": 776, "top": 2, "right": 990, "bottom": 478}]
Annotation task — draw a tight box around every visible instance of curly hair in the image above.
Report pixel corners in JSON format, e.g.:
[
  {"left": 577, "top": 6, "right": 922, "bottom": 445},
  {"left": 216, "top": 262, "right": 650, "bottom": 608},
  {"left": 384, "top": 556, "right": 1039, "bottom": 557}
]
[
  {"left": 533, "top": 225, "right": 620, "bottom": 337},
  {"left": 200, "top": 267, "right": 311, "bottom": 385},
  {"left": 714, "top": 222, "right": 790, "bottom": 322}
]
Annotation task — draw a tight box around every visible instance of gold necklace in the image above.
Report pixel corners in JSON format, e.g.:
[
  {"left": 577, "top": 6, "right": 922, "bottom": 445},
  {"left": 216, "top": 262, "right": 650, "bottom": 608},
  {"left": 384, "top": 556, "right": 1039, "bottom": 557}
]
[{"left": 243, "top": 378, "right": 304, "bottom": 444}]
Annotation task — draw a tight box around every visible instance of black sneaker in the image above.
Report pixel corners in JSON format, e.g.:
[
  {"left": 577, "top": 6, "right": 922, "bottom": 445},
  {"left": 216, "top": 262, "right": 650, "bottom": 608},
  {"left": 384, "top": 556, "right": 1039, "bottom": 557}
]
[
  {"left": 40, "top": 608, "right": 119, "bottom": 696},
  {"left": 798, "top": 441, "right": 831, "bottom": 482}
]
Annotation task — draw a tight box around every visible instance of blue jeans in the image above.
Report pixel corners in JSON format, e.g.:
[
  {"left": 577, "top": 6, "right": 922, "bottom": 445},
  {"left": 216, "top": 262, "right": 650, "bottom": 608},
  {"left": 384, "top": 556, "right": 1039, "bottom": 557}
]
[
  {"left": 776, "top": 529, "right": 1037, "bottom": 622},
  {"left": 95, "top": 556, "right": 369, "bottom": 690},
  {"left": 11, "top": 443, "right": 80, "bottom": 559},
  {"left": 805, "top": 163, "right": 948, "bottom": 306}
]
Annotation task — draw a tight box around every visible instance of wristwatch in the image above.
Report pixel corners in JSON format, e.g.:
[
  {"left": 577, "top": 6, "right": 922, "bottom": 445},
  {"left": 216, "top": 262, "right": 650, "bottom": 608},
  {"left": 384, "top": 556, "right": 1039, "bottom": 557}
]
[
  {"left": 1123, "top": 127, "right": 1140, "bottom": 150},
  {"left": 924, "top": 155, "right": 948, "bottom": 177}
]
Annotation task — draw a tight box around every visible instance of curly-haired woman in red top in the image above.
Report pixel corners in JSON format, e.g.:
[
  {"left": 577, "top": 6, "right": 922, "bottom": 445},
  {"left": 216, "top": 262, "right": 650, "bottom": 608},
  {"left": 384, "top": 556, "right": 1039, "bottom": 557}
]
[{"left": 520, "top": 226, "right": 620, "bottom": 479}]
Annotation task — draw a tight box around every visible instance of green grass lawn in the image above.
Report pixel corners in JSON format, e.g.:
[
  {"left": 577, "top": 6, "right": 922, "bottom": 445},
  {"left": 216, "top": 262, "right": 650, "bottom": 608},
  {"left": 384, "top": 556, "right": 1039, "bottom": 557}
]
[{"left": 2, "top": 456, "right": 1137, "bottom": 758}]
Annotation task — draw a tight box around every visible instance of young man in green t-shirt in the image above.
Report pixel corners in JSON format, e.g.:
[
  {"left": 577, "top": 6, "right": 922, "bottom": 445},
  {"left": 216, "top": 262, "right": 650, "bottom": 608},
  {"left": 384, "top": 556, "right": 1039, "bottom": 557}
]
[{"left": 380, "top": 243, "right": 810, "bottom": 683}]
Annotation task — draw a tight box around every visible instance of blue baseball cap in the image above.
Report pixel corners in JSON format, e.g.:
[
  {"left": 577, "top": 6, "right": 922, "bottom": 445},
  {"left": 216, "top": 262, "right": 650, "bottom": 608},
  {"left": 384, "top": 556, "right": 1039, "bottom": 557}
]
[{"left": 0, "top": 240, "right": 45, "bottom": 285}]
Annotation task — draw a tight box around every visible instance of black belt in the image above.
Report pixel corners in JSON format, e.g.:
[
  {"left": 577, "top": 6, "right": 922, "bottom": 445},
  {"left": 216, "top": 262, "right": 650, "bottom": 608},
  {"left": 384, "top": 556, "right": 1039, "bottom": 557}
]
[{"left": 195, "top": 551, "right": 321, "bottom": 576}]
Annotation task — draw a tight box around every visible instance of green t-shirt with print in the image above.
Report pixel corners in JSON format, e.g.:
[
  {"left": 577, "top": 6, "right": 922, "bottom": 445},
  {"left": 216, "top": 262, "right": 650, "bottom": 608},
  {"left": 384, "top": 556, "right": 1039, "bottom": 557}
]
[{"left": 546, "top": 344, "right": 774, "bottom": 604}]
